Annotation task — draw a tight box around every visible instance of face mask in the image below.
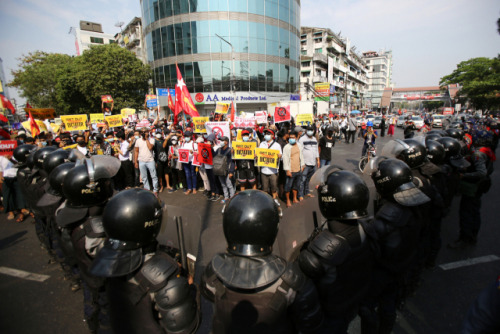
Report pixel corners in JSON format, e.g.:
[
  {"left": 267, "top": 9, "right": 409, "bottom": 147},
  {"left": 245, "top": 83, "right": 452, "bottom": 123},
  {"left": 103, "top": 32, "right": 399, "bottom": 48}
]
[
  {"left": 171, "top": 140, "right": 177, "bottom": 145},
  {"left": 134, "top": 135, "right": 140, "bottom": 139},
  {"left": 265, "top": 135, "right": 272, "bottom": 141},
  {"left": 77, "top": 140, "right": 85, "bottom": 147},
  {"left": 242, "top": 136, "right": 249, "bottom": 142},
  {"left": 106, "top": 138, "right": 114, "bottom": 143},
  {"left": 19, "top": 140, "right": 24, "bottom": 143},
  {"left": 41, "top": 141, "right": 47, "bottom": 147},
  {"left": 155, "top": 134, "right": 162, "bottom": 139},
  {"left": 289, "top": 138, "right": 296, "bottom": 145},
  {"left": 184, "top": 137, "right": 190, "bottom": 142},
  {"left": 203, "top": 134, "right": 208, "bottom": 139},
  {"left": 307, "top": 130, "right": 314, "bottom": 137}
]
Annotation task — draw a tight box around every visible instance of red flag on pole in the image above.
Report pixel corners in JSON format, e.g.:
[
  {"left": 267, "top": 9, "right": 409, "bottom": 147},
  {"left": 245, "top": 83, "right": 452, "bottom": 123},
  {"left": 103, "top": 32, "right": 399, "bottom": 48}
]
[
  {"left": 167, "top": 89, "right": 175, "bottom": 112},
  {"left": 230, "top": 101, "right": 236, "bottom": 122},
  {"left": 26, "top": 101, "right": 33, "bottom": 109},
  {"left": 28, "top": 111, "right": 40, "bottom": 137},
  {"left": 176, "top": 64, "right": 199, "bottom": 117},
  {"left": 0, "top": 95, "right": 15, "bottom": 114},
  {"left": 174, "top": 85, "right": 182, "bottom": 125}
]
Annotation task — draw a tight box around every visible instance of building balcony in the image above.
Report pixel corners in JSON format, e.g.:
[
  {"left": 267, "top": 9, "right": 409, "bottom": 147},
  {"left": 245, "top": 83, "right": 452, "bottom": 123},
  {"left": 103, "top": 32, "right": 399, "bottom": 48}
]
[
  {"left": 313, "top": 75, "right": 328, "bottom": 83},
  {"left": 313, "top": 53, "right": 328, "bottom": 64}
]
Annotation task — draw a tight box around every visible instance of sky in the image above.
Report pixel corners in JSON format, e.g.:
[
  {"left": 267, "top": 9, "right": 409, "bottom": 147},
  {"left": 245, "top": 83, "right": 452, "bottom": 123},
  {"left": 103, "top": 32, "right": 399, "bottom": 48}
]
[{"left": 0, "top": 0, "right": 498, "bottom": 105}]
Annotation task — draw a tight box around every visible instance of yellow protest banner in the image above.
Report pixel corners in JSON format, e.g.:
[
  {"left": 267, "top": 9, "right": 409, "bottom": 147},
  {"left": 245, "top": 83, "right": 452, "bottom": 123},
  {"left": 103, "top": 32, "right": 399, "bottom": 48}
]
[
  {"left": 50, "top": 123, "right": 61, "bottom": 133},
  {"left": 22, "top": 120, "right": 48, "bottom": 133},
  {"left": 90, "top": 113, "right": 105, "bottom": 126},
  {"left": 120, "top": 108, "right": 136, "bottom": 117},
  {"left": 193, "top": 117, "right": 209, "bottom": 133},
  {"left": 296, "top": 113, "right": 314, "bottom": 126},
  {"left": 215, "top": 102, "right": 230, "bottom": 114},
  {"left": 255, "top": 148, "right": 280, "bottom": 168},
  {"left": 232, "top": 142, "right": 256, "bottom": 160},
  {"left": 105, "top": 115, "right": 123, "bottom": 128},
  {"left": 24, "top": 108, "right": 56, "bottom": 120},
  {"left": 60, "top": 115, "right": 88, "bottom": 131}
]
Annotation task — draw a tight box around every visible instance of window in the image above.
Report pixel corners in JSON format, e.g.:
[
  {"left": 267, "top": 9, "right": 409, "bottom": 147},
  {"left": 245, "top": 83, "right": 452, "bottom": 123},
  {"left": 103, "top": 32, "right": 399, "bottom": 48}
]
[
  {"left": 315, "top": 48, "right": 322, "bottom": 54},
  {"left": 301, "top": 50, "right": 307, "bottom": 55},
  {"left": 90, "top": 37, "right": 104, "bottom": 44},
  {"left": 109, "top": 40, "right": 116, "bottom": 44}
]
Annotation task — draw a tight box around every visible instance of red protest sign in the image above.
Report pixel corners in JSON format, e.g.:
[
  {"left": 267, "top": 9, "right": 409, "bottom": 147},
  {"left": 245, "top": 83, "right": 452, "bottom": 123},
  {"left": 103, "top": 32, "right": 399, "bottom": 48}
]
[
  {"left": 274, "top": 106, "right": 291, "bottom": 123},
  {"left": 197, "top": 143, "right": 213, "bottom": 165},
  {"left": 178, "top": 149, "right": 190, "bottom": 163},
  {"left": 0, "top": 140, "right": 18, "bottom": 156}
]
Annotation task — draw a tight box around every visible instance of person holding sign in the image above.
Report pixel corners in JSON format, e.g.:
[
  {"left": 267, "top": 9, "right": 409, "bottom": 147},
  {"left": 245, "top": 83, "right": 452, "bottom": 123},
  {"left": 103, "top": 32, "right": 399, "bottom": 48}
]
[
  {"left": 258, "top": 129, "right": 282, "bottom": 200},
  {"left": 179, "top": 131, "right": 198, "bottom": 195},
  {"left": 234, "top": 130, "right": 257, "bottom": 191},
  {"left": 282, "top": 131, "right": 305, "bottom": 207}
]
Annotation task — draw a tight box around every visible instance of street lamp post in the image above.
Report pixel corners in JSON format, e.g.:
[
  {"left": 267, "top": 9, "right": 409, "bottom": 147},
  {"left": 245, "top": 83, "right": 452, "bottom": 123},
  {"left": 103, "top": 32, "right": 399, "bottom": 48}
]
[{"left": 215, "top": 34, "right": 236, "bottom": 113}]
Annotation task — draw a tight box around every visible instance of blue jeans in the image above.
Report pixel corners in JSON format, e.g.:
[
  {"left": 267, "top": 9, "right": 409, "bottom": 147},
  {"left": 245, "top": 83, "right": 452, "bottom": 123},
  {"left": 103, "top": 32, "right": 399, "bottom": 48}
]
[
  {"left": 320, "top": 159, "right": 331, "bottom": 167},
  {"left": 299, "top": 165, "right": 317, "bottom": 198},
  {"left": 138, "top": 160, "right": 159, "bottom": 192},
  {"left": 285, "top": 172, "right": 302, "bottom": 192},
  {"left": 218, "top": 174, "right": 235, "bottom": 199},
  {"left": 183, "top": 162, "right": 197, "bottom": 191}
]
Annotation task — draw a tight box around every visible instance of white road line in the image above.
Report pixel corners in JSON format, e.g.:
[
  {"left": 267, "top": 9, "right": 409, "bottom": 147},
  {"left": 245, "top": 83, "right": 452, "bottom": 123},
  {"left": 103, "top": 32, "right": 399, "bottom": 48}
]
[
  {"left": 439, "top": 255, "right": 500, "bottom": 271},
  {"left": 0, "top": 266, "right": 50, "bottom": 282}
]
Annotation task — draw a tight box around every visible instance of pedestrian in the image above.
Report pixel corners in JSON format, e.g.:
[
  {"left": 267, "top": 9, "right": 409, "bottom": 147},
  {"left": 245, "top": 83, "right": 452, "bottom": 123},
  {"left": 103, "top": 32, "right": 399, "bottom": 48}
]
[
  {"left": 282, "top": 131, "right": 305, "bottom": 207},
  {"left": 1, "top": 153, "right": 28, "bottom": 222},
  {"left": 387, "top": 116, "right": 395, "bottom": 136},
  {"left": 318, "top": 127, "right": 335, "bottom": 167},
  {"left": 115, "top": 131, "right": 135, "bottom": 190},
  {"left": 380, "top": 116, "right": 386, "bottom": 137},
  {"left": 347, "top": 114, "right": 357, "bottom": 143},
  {"left": 297, "top": 125, "right": 320, "bottom": 200},
  {"left": 134, "top": 128, "right": 159, "bottom": 196},
  {"left": 258, "top": 129, "right": 282, "bottom": 200},
  {"left": 214, "top": 136, "right": 235, "bottom": 204},
  {"left": 179, "top": 131, "right": 198, "bottom": 195}
]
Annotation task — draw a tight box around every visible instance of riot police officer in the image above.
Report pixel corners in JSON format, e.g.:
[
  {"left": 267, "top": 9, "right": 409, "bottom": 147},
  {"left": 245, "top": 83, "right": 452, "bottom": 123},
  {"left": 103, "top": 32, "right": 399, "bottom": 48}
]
[
  {"left": 448, "top": 130, "right": 496, "bottom": 249},
  {"left": 201, "top": 189, "right": 324, "bottom": 334},
  {"left": 298, "top": 168, "right": 374, "bottom": 333},
  {"left": 90, "top": 188, "right": 200, "bottom": 334},
  {"left": 359, "top": 158, "right": 430, "bottom": 334}
]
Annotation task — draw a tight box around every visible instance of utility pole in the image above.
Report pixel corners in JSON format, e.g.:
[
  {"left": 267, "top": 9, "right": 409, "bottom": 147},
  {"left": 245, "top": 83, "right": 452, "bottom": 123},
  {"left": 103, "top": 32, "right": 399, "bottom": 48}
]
[{"left": 215, "top": 34, "right": 236, "bottom": 112}]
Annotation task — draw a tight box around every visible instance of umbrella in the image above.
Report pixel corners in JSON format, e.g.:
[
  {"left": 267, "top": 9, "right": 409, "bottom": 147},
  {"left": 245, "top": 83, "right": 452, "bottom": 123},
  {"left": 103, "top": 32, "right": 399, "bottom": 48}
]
[{"left": 350, "top": 110, "right": 361, "bottom": 114}]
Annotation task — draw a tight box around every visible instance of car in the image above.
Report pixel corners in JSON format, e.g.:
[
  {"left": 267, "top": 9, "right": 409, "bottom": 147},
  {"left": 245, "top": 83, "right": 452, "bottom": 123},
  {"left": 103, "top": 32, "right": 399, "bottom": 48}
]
[
  {"left": 397, "top": 116, "right": 405, "bottom": 127},
  {"left": 432, "top": 114, "right": 445, "bottom": 127},
  {"left": 411, "top": 116, "right": 424, "bottom": 128},
  {"left": 356, "top": 117, "right": 363, "bottom": 127},
  {"left": 372, "top": 116, "right": 383, "bottom": 128}
]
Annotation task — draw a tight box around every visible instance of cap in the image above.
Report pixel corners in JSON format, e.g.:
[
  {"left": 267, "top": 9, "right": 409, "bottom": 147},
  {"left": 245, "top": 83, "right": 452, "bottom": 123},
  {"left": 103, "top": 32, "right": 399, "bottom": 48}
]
[
  {"left": 294, "top": 126, "right": 303, "bottom": 133},
  {"left": 207, "top": 134, "right": 216, "bottom": 142},
  {"left": 220, "top": 136, "right": 229, "bottom": 142},
  {"left": 241, "top": 130, "right": 250, "bottom": 136},
  {"left": 264, "top": 129, "right": 275, "bottom": 137},
  {"left": 306, "top": 125, "right": 314, "bottom": 131},
  {"left": 184, "top": 131, "right": 193, "bottom": 137}
]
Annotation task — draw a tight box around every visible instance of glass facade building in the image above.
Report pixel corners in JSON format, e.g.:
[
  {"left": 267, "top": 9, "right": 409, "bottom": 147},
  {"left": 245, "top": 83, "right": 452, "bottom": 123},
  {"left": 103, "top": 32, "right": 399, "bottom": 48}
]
[{"left": 140, "top": 0, "right": 301, "bottom": 94}]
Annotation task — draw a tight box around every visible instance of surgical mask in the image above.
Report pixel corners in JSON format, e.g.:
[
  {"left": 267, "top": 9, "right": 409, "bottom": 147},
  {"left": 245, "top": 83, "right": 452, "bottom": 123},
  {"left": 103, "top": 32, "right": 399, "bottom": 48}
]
[
  {"left": 203, "top": 134, "right": 208, "bottom": 139},
  {"left": 106, "top": 138, "right": 114, "bottom": 143},
  {"left": 155, "top": 134, "right": 162, "bottom": 139},
  {"left": 41, "top": 141, "right": 47, "bottom": 147},
  {"left": 134, "top": 135, "right": 140, "bottom": 139},
  {"left": 265, "top": 135, "right": 272, "bottom": 141},
  {"left": 184, "top": 137, "right": 191, "bottom": 142},
  {"left": 171, "top": 140, "right": 177, "bottom": 145},
  {"left": 242, "top": 136, "right": 249, "bottom": 142},
  {"left": 289, "top": 138, "right": 296, "bottom": 145},
  {"left": 19, "top": 139, "right": 24, "bottom": 143},
  {"left": 307, "top": 130, "right": 314, "bottom": 137}
]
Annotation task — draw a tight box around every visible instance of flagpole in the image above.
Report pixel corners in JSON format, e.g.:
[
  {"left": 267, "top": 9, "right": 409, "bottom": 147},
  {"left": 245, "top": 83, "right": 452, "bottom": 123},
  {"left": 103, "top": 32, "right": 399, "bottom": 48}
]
[{"left": 215, "top": 34, "right": 236, "bottom": 117}]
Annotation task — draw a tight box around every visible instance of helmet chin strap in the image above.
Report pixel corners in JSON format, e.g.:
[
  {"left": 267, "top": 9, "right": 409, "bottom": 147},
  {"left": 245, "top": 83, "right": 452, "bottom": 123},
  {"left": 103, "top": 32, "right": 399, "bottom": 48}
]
[{"left": 86, "top": 158, "right": 97, "bottom": 189}]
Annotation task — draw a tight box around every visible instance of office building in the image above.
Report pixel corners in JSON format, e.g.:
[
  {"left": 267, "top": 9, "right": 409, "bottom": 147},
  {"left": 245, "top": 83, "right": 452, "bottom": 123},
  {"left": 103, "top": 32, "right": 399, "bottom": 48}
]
[
  {"left": 72, "top": 21, "right": 116, "bottom": 56},
  {"left": 141, "top": 0, "right": 301, "bottom": 114},
  {"left": 361, "top": 50, "right": 393, "bottom": 110}
]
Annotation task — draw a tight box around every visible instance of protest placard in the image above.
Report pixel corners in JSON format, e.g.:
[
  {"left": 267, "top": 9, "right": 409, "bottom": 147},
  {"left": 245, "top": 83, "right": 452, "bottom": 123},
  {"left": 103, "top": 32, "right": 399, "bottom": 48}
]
[
  {"left": 24, "top": 108, "right": 56, "bottom": 120},
  {"left": 255, "top": 148, "right": 280, "bottom": 168},
  {"left": 205, "top": 122, "right": 231, "bottom": 146},
  {"left": 274, "top": 106, "right": 291, "bottom": 123},
  {"left": 101, "top": 95, "right": 113, "bottom": 103},
  {"left": 255, "top": 111, "right": 268, "bottom": 124},
  {"left": 60, "top": 115, "right": 88, "bottom": 131},
  {"left": 232, "top": 142, "right": 256, "bottom": 160},
  {"left": 0, "top": 140, "right": 17, "bottom": 156},
  {"left": 105, "top": 115, "right": 123, "bottom": 128},
  {"left": 193, "top": 117, "right": 209, "bottom": 133},
  {"left": 295, "top": 113, "right": 314, "bottom": 126},
  {"left": 178, "top": 149, "right": 190, "bottom": 163},
  {"left": 197, "top": 143, "right": 213, "bottom": 164},
  {"left": 234, "top": 116, "right": 256, "bottom": 128},
  {"left": 215, "top": 102, "right": 230, "bottom": 114},
  {"left": 90, "top": 113, "right": 105, "bottom": 127},
  {"left": 120, "top": 108, "right": 136, "bottom": 117}
]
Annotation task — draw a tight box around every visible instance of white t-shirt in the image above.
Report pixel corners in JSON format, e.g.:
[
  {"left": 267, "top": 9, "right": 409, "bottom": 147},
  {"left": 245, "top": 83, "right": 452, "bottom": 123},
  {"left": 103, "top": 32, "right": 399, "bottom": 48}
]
[
  {"left": 258, "top": 140, "right": 282, "bottom": 175},
  {"left": 119, "top": 140, "right": 130, "bottom": 161},
  {"left": 76, "top": 145, "right": 88, "bottom": 156},
  {"left": 180, "top": 141, "right": 197, "bottom": 163},
  {"left": 136, "top": 137, "right": 155, "bottom": 162},
  {"left": 0, "top": 156, "right": 17, "bottom": 178}
]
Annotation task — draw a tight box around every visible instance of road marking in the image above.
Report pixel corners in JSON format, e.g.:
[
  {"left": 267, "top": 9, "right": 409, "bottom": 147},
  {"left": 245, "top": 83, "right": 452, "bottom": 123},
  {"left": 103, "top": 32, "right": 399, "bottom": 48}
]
[
  {"left": 0, "top": 266, "right": 50, "bottom": 282},
  {"left": 439, "top": 255, "right": 500, "bottom": 271}
]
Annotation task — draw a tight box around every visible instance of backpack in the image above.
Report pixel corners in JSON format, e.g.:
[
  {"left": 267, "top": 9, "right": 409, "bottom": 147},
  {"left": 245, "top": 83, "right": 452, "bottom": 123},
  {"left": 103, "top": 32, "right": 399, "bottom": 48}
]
[{"left": 213, "top": 153, "right": 228, "bottom": 176}]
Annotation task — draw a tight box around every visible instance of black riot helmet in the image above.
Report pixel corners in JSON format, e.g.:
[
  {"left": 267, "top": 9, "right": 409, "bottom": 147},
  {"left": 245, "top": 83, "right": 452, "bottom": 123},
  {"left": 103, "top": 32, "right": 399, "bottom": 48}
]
[
  {"left": 425, "top": 139, "right": 445, "bottom": 165},
  {"left": 13, "top": 144, "right": 37, "bottom": 167},
  {"left": 316, "top": 167, "right": 369, "bottom": 220},
  {"left": 90, "top": 188, "right": 164, "bottom": 278},
  {"left": 223, "top": 190, "right": 282, "bottom": 257},
  {"left": 43, "top": 149, "right": 70, "bottom": 175},
  {"left": 445, "top": 128, "right": 464, "bottom": 140},
  {"left": 49, "top": 162, "right": 75, "bottom": 197},
  {"left": 396, "top": 139, "right": 427, "bottom": 169},
  {"left": 372, "top": 158, "right": 430, "bottom": 206},
  {"left": 33, "top": 146, "right": 57, "bottom": 170},
  {"left": 26, "top": 149, "right": 38, "bottom": 169},
  {"left": 426, "top": 130, "right": 446, "bottom": 137},
  {"left": 61, "top": 156, "right": 119, "bottom": 208},
  {"left": 436, "top": 137, "right": 470, "bottom": 169},
  {"left": 425, "top": 133, "right": 442, "bottom": 142}
]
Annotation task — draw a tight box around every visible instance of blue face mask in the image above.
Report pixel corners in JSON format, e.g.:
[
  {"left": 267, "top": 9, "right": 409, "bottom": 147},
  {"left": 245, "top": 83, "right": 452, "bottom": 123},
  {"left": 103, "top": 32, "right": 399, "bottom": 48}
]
[
  {"left": 265, "top": 135, "right": 272, "bottom": 141},
  {"left": 19, "top": 140, "right": 24, "bottom": 143},
  {"left": 289, "top": 138, "right": 296, "bottom": 145},
  {"left": 307, "top": 130, "right": 314, "bottom": 137},
  {"left": 134, "top": 135, "right": 140, "bottom": 139},
  {"left": 41, "top": 141, "right": 47, "bottom": 147},
  {"left": 184, "top": 137, "right": 190, "bottom": 142},
  {"left": 242, "top": 136, "right": 249, "bottom": 142}
]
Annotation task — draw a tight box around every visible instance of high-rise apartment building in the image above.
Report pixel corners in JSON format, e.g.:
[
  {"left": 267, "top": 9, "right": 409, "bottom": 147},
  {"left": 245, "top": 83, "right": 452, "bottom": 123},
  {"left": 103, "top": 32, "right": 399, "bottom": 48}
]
[
  {"left": 300, "top": 26, "right": 368, "bottom": 112},
  {"left": 115, "top": 17, "right": 147, "bottom": 64},
  {"left": 361, "top": 50, "right": 393, "bottom": 110},
  {"left": 141, "top": 0, "right": 301, "bottom": 114}
]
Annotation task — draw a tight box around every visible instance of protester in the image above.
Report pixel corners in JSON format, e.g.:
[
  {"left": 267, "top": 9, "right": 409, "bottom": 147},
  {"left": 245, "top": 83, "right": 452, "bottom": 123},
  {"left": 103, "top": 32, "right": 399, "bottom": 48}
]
[
  {"left": 134, "top": 127, "right": 159, "bottom": 196},
  {"left": 258, "top": 129, "right": 282, "bottom": 200}
]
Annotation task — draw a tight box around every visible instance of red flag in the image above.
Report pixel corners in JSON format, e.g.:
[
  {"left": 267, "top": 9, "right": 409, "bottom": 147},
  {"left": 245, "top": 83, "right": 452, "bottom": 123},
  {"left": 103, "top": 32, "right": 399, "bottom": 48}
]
[
  {"left": 174, "top": 84, "right": 182, "bottom": 124},
  {"left": 28, "top": 111, "right": 40, "bottom": 137},
  {"left": 230, "top": 101, "right": 236, "bottom": 122},
  {"left": 0, "top": 95, "right": 15, "bottom": 114},
  {"left": 0, "top": 114, "right": 8, "bottom": 123},
  {"left": 167, "top": 89, "right": 175, "bottom": 112},
  {"left": 26, "top": 102, "right": 33, "bottom": 109},
  {"left": 176, "top": 64, "right": 199, "bottom": 117},
  {"left": 197, "top": 143, "right": 213, "bottom": 164}
]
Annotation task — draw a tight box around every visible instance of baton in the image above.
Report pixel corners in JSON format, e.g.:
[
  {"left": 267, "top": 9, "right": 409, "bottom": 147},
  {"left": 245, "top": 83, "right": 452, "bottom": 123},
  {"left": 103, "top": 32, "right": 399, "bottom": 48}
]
[{"left": 175, "top": 216, "right": 188, "bottom": 271}]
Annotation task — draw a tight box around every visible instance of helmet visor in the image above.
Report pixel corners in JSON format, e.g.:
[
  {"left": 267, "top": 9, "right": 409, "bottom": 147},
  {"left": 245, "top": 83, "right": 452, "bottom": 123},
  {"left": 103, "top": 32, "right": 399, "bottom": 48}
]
[
  {"left": 380, "top": 139, "right": 407, "bottom": 159},
  {"left": 393, "top": 182, "right": 430, "bottom": 206},
  {"left": 309, "top": 165, "right": 344, "bottom": 193},
  {"left": 87, "top": 155, "right": 121, "bottom": 181}
]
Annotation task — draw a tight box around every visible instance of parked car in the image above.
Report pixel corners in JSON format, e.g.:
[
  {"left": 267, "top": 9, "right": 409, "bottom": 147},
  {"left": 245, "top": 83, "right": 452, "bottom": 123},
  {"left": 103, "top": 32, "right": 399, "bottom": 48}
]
[
  {"left": 411, "top": 116, "right": 424, "bottom": 128},
  {"left": 432, "top": 114, "right": 445, "bottom": 127},
  {"left": 397, "top": 116, "right": 405, "bottom": 127},
  {"left": 372, "top": 116, "right": 383, "bottom": 129}
]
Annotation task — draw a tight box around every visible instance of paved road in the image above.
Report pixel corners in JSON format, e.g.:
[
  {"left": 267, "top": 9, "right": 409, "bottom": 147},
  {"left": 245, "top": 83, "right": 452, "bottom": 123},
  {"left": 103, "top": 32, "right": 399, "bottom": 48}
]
[{"left": 0, "top": 126, "right": 498, "bottom": 333}]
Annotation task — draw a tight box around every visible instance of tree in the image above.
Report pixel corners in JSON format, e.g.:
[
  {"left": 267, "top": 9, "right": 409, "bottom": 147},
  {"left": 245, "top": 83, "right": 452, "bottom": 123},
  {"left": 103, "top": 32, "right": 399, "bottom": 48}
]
[
  {"left": 440, "top": 57, "right": 500, "bottom": 110},
  {"left": 73, "top": 43, "right": 151, "bottom": 112},
  {"left": 9, "top": 51, "right": 73, "bottom": 110},
  {"left": 9, "top": 44, "right": 151, "bottom": 115}
]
